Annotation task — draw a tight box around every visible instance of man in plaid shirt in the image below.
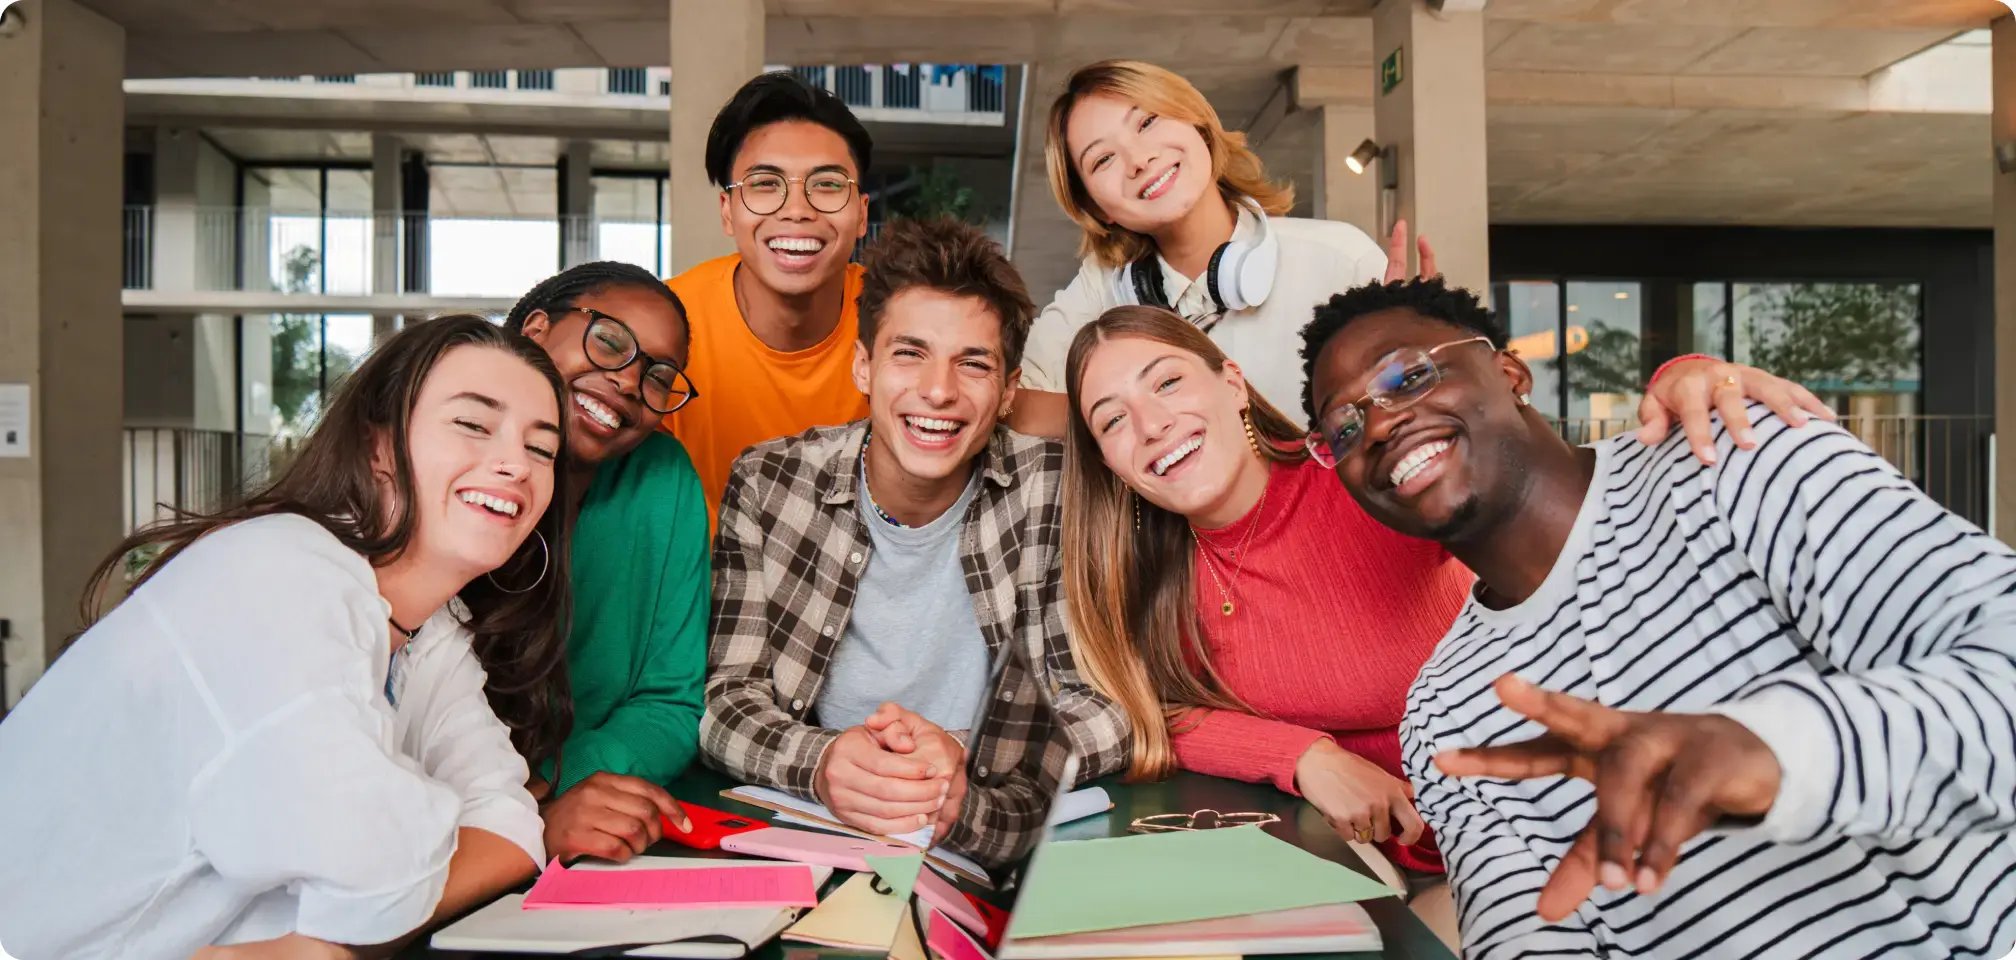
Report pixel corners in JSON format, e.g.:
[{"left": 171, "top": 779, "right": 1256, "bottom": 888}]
[{"left": 701, "top": 217, "right": 1130, "bottom": 866}]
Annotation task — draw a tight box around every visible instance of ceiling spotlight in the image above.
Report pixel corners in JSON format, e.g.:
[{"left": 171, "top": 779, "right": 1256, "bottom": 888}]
[
  {"left": 1345, "top": 138, "right": 1382, "bottom": 176},
  {"left": 0, "top": 3, "right": 26, "bottom": 39}
]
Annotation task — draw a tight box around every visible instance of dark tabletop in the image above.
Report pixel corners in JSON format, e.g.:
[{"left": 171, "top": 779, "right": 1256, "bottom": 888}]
[{"left": 422, "top": 768, "right": 1456, "bottom": 960}]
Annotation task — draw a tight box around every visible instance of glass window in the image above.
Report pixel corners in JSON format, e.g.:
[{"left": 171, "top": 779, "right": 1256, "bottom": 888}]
[
  {"left": 471, "top": 70, "right": 509, "bottom": 89},
  {"left": 1562, "top": 281, "right": 1643, "bottom": 443},
  {"left": 416, "top": 72, "right": 456, "bottom": 87},
  {"left": 245, "top": 166, "right": 375, "bottom": 296},
  {"left": 1491, "top": 280, "right": 1563, "bottom": 420},
  {"left": 425, "top": 165, "right": 560, "bottom": 295},
  {"left": 1731, "top": 282, "right": 1922, "bottom": 417},
  {"left": 594, "top": 175, "right": 666, "bottom": 276},
  {"left": 1691, "top": 281, "right": 1729, "bottom": 357},
  {"left": 517, "top": 69, "right": 555, "bottom": 91}
]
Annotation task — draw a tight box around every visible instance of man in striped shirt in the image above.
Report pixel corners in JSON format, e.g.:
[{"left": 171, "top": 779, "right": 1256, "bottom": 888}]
[{"left": 1299, "top": 277, "right": 2016, "bottom": 958}]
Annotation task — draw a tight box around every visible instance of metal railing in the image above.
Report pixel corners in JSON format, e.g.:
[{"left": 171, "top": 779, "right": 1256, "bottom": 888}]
[
  {"left": 1558, "top": 414, "right": 1995, "bottom": 528},
  {"left": 124, "top": 428, "right": 254, "bottom": 534},
  {"left": 122, "top": 207, "right": 673, "bottom": 298},
  {"left": 767, "top": 63, "right": 1007, "bottom": 124}
]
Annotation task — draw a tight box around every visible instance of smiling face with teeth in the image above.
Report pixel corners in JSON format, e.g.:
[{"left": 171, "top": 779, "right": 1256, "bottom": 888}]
[
  {"left": 1064, "top": 93, "right": 1218, "bottom": 241},
  {"left": 1075, "top": 332, "right": 1269, "bottom": 529},
  {"left": 379, "top": 344, "right": 562, "bottom": 581},
  {"left": 519, "top": 283, "right": 691, "bottom": 470},
  {"left": 720, "top": 120, "right": 867, "bottom": 300},
  {"left": 852, "top": 288, "right": 1018, "bottom": 512},
  {"left": 1309, "top": 306, "right": 1543, "bottom": 543}
]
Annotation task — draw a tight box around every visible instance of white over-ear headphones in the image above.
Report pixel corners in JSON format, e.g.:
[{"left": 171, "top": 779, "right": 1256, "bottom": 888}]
[{"left": 1111, "top": 196, "right": 1279, "bottom": 322}]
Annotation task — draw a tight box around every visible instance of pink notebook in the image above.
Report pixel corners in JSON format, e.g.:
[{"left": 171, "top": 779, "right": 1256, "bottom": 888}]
[{"left": 522, "top": 859, "right": 820, "bottom": 911}]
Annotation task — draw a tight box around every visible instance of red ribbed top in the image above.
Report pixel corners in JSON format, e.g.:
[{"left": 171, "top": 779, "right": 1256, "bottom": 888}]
[{"left": 1174, "top": 457, "right": 1472, "bottom": 874}]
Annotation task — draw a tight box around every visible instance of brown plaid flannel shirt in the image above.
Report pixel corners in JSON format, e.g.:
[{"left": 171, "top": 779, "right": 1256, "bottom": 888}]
[{"left": 701, "top": 419, "right": 1131, "bottom": 865}]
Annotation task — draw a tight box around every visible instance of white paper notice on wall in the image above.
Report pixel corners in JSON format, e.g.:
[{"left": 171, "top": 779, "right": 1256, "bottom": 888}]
[{"left": 0, "top": 383, "right": 29, "bottom": 458}]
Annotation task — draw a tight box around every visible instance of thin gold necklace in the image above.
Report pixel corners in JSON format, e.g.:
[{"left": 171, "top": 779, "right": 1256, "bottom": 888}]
[{"left": 1190, "top": 475, "right": 1271, "bottom": 617}]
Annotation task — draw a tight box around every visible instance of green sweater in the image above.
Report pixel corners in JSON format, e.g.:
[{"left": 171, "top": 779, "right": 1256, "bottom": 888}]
[{"left": 547, "top": 432, "right": 710, "bottom": 793}]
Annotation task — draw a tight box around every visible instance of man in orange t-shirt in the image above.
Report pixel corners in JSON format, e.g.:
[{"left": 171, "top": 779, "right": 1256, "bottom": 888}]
[{"left": 662, "top": 73, "right": 874, "bottom": 519}]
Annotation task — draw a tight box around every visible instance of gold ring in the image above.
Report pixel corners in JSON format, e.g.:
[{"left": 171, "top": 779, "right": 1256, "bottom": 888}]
[
  {"left": 1716, "top": 374, "right": 1739, "bottom": 391},
  {"left": 1355, "top": 827, "right": 1372, "bottom": 843}
]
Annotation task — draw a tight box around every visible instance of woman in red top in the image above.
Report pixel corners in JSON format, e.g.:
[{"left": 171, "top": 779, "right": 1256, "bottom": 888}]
[{"left": 1058, "top": 305, "right": 1830, "bottom": 945}]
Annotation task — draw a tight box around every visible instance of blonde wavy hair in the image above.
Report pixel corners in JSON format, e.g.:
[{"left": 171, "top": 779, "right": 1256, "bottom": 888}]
[{"left": 1045, "top": 60, "right": 1295, "bottom": 270}]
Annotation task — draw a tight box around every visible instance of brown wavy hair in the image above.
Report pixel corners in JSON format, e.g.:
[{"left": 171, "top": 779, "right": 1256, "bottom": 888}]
[
  {"left": 1060, "top": 305, "right": 1306, "bottom": 780},
  {"left": 80, "top": 314, "right": 577, "bottom": 769},
  {"left": 1045, "top": 60, "right": 1295, "bottom": 270}
]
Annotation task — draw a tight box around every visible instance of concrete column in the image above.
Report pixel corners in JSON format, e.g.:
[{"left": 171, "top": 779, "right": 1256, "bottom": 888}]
[
  {"left": 1993, "top": 15, "right": 2015, "bottom": 544},
  {"left": 0, "top": 0, "right": 126, "bottom": 707},
  {"left": 560, "top": 139, "right": 596, "bottom": 269},
  {"left": 371, "top": 132, "right": 401, "bottom": 344},
  {"left": 668, "top": 0, "right": 763, "bottom": 274},
  {"left": 1007, "top": 62, "right": 1084, "bottom": 305},
  {"left": 151, "top": 128, "right": 201, "bottom": 293},
  {"left": 1313, "top": 104, "right": 1380, "bottom": 234},
  {"left": 1372, "top": 0, "right": 1491, "bottom": 291}
]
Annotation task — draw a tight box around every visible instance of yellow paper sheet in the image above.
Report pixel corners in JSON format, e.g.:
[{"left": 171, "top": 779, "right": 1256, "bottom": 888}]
[
  {"left": 783, "top": 873, "right": 905, "bottom": 952},
  {"left": 891, "top": 905, "right": 928, "bottom": 960}
]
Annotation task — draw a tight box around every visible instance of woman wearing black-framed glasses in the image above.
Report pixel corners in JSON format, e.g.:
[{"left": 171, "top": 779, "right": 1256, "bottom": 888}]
[{"left": 505, "top": 261, "right": 711, "bottom": 867}]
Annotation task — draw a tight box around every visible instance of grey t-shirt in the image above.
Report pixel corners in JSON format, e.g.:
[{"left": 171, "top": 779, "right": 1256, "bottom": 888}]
[{"left": 814, "top": 463, "right": 992, "bottom": 732}]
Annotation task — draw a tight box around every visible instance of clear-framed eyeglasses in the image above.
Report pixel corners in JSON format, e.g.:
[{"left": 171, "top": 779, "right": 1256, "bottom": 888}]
[
  {"left": 1305, "top": 335, "right": 1496, "bottom": 468},
  {"left": 724, "top": 171, "right": 858, "bottom": 216}
]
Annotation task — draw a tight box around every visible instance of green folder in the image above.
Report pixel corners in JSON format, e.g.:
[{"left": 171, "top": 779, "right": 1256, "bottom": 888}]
[{"left": 1008, "top": 826, "right": 1396, "bottom": 939}]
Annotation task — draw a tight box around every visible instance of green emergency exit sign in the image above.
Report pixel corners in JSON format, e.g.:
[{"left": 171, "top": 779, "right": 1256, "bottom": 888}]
[{"left": 1381, "top": 48, "right": 1404, "bottom": 95}]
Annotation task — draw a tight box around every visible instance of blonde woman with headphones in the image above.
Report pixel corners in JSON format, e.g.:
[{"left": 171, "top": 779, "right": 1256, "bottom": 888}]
[{"left": 1009, "top": 59, "right": 1826, "bottom": 462}]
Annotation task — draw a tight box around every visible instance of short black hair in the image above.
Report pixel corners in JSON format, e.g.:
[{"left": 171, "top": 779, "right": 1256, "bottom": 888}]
[
  {"left": 704, "top": 72, "right": 874, "bottom": 187},
  {"left": 1299, "top": 277, "right": 1507, "bottom": 423},
  {"left": 504, "top": 260, "right": 686, "bottom": 334},
  {"left": 856, "top": 218, "right": 1036, "bottom": 371}
]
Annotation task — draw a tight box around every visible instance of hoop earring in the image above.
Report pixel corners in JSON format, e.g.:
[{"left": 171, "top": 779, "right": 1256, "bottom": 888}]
[
  {"left": 487, "top": 529, "right": 550, "bottom": 595},
  {"left": 1243, "top": 408, "right": 1264, "bottom": 459}
]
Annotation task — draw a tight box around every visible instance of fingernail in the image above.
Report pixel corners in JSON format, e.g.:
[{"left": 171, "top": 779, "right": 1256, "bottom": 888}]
[
  {"left": 1697, "top": 445, "right": 1717, "bottom": 464},
  {"left": 1636, "top": 867, "right": 1659, "bottom": 895},
  {"left": 925, "top": 765, "right": 938, "bottom": 778},
  {"left": 1789, "top": 410, "right": 1809, "bottom": 426},
  {"left": 940, "top": 782, "right": 950, "bottom": 798},
  {"left": 1737, "top": 428, "right": 1756, "bottom": 447},
  {"left": 1600, "top": 862, "right": 1630, "bottom": 891},
  {"left": 918, "top": 815, "right": 931, "bottom": 827}
]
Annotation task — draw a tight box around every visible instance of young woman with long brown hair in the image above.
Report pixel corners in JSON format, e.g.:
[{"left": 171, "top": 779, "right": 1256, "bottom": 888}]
[
  {"left": 0, "top": 315, "right": 573, "bottom": 959},
  {"left": 1063, "top": 305, "right": 1468, "bottom": 939}
]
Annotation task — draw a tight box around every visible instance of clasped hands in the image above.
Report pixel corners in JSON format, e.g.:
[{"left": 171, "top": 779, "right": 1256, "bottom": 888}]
[
  {"left": 1436, "top": 675, "right": 1784, "bottom": 921},
  {"left": 815, "top": 701, "right": 968, "bottom": 842}
]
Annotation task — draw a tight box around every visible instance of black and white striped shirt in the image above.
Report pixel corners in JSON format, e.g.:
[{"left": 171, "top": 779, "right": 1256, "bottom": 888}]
[{"left": 1404, "top": 407, "right": 2016, "bottom": 959}]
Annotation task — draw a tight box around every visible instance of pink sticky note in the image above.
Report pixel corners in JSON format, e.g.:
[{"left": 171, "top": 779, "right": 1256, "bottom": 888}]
[
  {"left": 924, "top": 907, "right": 995, "bottom": 960},
  {"left": 522, "top": 860, "right": 819, "bottom": 911}
]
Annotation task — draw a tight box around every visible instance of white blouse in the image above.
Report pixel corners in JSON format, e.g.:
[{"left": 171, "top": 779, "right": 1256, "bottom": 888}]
[
  {"left": 1021, "top": 212, "right": 1388, "bottom": 428},
  {"left": 0, "top": 513, "right": 544, "bottom": 959}
]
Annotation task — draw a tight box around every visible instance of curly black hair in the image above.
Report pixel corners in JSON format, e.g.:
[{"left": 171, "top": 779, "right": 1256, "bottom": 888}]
[
  {"left": 704, "top": 72, "right": 873, "bottom": 187},
  {"left": 503, "top": 260, "right": 686, "bottom": 335},
  {"left": 1298, "top": 276, "right": 1506, "bottom": 423}
]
